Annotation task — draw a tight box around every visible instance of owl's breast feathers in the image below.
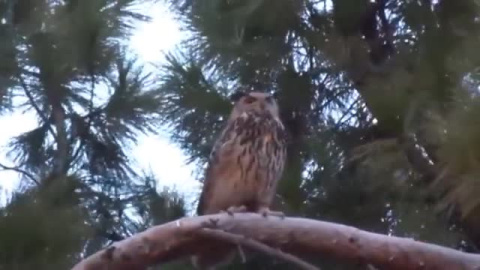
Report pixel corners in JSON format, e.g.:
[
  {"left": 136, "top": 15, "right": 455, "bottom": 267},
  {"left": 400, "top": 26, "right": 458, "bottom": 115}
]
[{"left": 197, "top": 111, "right": 287, "bottom": 215}]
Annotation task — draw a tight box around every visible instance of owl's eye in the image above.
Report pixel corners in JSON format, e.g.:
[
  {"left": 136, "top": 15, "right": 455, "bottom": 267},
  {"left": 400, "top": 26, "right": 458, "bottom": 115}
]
[{"left": 244, "top": 96, "right": 256, "bottom": 104}]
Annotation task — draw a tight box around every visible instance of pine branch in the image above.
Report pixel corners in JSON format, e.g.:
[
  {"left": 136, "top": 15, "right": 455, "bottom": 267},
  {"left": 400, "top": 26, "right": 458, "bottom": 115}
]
[
  {"left": 197, "top": 227, "right": 320, "bottom": 270},
  {"left": 16, "top": 72, "right": 57, "bottom": 140},
  {"left": 51, "top": 105, "right": 69, "bottom": 176},
  {"left": 71, "top": 213, "right": 480, "bottom": 270},
  {"left": 68, "top": 84, "right": 96, "bottom": 168},
  {"left": 0, "top": 162, "right": 39, "bottom": 185},
  {"left": 17, "top": 70, "right": 70, "bottom": 177}
]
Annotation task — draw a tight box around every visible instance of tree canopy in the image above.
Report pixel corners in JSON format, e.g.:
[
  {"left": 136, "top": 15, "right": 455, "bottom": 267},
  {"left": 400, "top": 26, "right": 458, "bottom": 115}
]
[
  {"left": 0, "top": 0, "right": 186, "bottom": 269},
  {"left": 1, "top": 0, "right": 480, "bottom": 269},
  {"left": 156, "top": 0, "right": 480, "bottom": 267}
]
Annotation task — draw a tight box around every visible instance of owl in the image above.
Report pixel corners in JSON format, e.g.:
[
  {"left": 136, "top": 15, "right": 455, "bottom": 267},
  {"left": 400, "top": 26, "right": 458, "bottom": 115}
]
[{"left": 191, "top": 91, "right": 287, "bottom": 269}]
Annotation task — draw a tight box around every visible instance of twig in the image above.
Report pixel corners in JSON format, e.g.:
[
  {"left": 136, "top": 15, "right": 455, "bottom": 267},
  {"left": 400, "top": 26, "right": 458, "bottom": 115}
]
[
  {"left": 237, "top": 244, "right": 246, "bottom": 263},
  {"left": 197, "top": 228, "right": 321, "bottom": 270},
  {"left": 0, "top": 162, "right": 39, "bottom": 185},
  {"left": 16, "top": 71, "right": 57, "bottom": 140},
  {"left": 70, "top": 73, "right": 98, "bottom": 166}
]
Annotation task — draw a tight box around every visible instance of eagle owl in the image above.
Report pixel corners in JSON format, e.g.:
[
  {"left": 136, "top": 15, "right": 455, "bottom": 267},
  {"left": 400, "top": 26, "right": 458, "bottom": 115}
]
[{"left": 192, "top": 91, "right": 287, "bottom": 269}]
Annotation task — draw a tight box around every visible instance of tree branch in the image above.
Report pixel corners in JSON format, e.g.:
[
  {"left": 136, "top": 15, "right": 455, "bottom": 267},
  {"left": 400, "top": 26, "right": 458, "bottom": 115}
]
[
  {"left": 71, "top": 213, "right": 480, "bottom": 270},
  {"left": 0, "top": 162, "right": 39, "bottom": 185},
  {"left": 197, "top": 227, "right": 320, "bottom": 270},
  {"left": 16, "top": 72, "right": 57, "bottom": 140},
  {"left": 69, "top": 75, "right": 99, "bottom": 167},
  {"left": 50, "top": 103, "right": 69, "bottom": 176}
]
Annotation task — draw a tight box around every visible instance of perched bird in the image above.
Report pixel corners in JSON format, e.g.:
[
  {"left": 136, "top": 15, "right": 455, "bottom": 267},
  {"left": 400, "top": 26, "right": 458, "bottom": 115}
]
[{"left": 191, "top": 91, "right": 287, "bottom": 269}]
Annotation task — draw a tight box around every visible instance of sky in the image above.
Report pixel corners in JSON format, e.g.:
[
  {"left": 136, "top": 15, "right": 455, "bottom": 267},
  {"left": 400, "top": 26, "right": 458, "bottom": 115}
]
[{"left": 0, "top": 2, "right": 200, "bottom": 206}]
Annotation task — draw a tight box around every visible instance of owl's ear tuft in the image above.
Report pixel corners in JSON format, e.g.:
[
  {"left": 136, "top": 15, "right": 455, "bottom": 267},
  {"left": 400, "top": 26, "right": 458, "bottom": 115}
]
[{"left": 229, "top": 91, "right": 247, "bottom": 102}]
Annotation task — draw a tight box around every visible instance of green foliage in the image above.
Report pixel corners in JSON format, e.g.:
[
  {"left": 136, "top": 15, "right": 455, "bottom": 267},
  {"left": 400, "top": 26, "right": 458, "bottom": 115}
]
[
  {"left": 433, "top": 94, "right": 480, "bottom": 219},
  {"left": 130, "top": 174, "right": 187, "bottom": 230},
  {"left": 3, "top": 0, "right": 480, "bottom": 268},
  {"left": 158, "top": 53, "right": 234, "bottom": 164},
  {"left": 0, "top": 0, "right": 189, "bottom": 268},
  {"left": 0, "top": 179, "right": 92, "bottom": 269},
  {"left": 157, "top": 0, "right": 480, "bottom": 267}
]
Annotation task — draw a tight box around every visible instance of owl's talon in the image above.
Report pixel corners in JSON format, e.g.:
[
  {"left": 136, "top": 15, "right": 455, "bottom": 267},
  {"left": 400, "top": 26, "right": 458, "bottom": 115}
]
[
  {"left": 221, "top": 205, "right": 247, "bottom": 217},
  {"left": 219, "top": 209, "right": 232, "bottom": 216},
  {"left": 258, "top": 207, "right": 285, "bottom": 219},
  {"left": 207, "top": 218, "right": 220, "bottom": 227}
]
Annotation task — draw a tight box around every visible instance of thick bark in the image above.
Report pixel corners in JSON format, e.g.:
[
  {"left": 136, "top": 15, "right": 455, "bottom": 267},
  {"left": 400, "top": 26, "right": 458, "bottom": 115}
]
[{"left": 71, "top": 213, "right": 480, "bottom": 270}]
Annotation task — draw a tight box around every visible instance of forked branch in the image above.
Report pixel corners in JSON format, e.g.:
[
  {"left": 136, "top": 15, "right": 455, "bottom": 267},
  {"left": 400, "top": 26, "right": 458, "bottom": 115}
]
[
  {"left": 0, "top": 162, "right": 39, "bottom": 185},
  {"left": 71, "top": 213, "right": 480, "bottom": 270},
  {"left": 197, "top": 227, "right": 320, "bottom": 270}
]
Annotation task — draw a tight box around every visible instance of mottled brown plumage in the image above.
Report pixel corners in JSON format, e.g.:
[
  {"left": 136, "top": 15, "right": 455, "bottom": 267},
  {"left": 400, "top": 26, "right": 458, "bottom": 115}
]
[{"left": 192, "top": 91, "right": 287, "bottom": 269}]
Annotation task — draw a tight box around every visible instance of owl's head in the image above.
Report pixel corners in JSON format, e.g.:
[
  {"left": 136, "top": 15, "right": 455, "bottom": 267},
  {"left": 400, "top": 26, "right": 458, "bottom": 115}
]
[{"left": 228, "top": 91, "right": 280, "bottom": 119}]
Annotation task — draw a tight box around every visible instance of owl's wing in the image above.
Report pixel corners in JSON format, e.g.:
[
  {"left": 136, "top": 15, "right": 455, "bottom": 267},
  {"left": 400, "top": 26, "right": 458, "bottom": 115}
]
[{"left": 196, "top": 120, "right": 237, "bottom": 216}]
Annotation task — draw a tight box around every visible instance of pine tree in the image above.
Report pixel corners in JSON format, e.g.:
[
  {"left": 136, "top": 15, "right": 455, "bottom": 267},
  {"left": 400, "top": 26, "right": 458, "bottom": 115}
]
[
  {"left": 0, "top": 1, "right": 187, "bottom": 268},
  {"left": 155, "top": 0, "right": 480, "bottom": 268},
  {"left": 3, "top": 0, "right": 480, "bottom": 269}
]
